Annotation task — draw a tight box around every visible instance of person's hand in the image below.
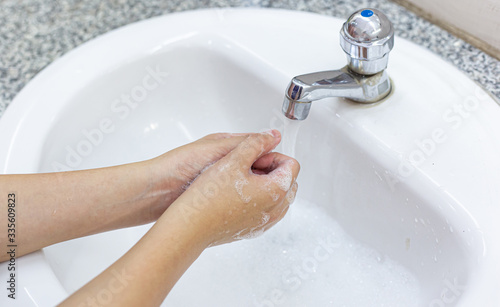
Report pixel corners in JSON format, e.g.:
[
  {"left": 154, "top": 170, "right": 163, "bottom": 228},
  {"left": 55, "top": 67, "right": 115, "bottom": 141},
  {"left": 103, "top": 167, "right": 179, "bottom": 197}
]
[
  {"left": 59, "top": 130, "right": 299, "bottom": 306},
  {"left": 167, "top": 130, "right": 300, "bottom": 247},
  {"left": 144, "top": 132, "right": 260, "bottom": 219}
]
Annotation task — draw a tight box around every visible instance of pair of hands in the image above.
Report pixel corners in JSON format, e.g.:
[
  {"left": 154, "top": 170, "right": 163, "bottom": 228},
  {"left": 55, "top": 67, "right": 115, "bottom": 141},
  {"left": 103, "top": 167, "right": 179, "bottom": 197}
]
[
  {"left": 57, "top": 130, "right": 299, "bottom": 306},
  {"left": 148, "top": 130, "right": 300, "bottom": 247}
]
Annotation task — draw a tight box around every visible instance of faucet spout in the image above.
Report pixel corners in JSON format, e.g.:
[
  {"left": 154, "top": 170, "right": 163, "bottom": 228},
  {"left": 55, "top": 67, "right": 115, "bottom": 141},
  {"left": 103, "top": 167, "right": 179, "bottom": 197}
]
[
  {"left": 283, "top": 66, "right": 391, "bottom": 120},
  {"left": 282, "top": 97, "right": 312, "bottom": 121}
]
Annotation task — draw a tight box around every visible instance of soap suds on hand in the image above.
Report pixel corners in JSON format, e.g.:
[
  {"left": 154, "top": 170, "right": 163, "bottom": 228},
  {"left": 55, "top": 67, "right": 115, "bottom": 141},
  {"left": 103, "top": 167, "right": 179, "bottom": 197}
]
[
  {"left": 268, "top": 160, "right": 294, "bottom": 191},
  {"left": 232, "top": 212, "right": 270, "bottom": 240},
  {"left": 234, "top": 171, "right": 251, "bottom": 203},
  {"left": 286, "top": 182, "right": 298, "bottom": 203}
]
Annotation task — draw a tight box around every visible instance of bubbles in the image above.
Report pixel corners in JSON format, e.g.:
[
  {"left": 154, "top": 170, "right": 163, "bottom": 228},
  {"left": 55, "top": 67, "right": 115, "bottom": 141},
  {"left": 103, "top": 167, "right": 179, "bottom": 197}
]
[
  {"left": 261, "top": 213, "right": 270, "bottom": 224},
  {"left": 233, "top": 227, "right": 266, "bottom": 240},
  {"left": 268, "top": 160, "right": 294, "bottom": 191},
  {"left": 232, "top": 213, "right": 271, "bottom": 241},
  {"left": 165, "top": 198, "right": 421, "bottom": 306},
  {"left": 235, "top": 172, "right": 251, "bottom": 203},
  {"left": 286, "top": 182, "right": 298, "bottom": 203},
  {"left": 272, "top": 193, "right": 280, "bottom": 202},
  {"left": 218, "top": 162, "right": 230, "bottom": 172}
]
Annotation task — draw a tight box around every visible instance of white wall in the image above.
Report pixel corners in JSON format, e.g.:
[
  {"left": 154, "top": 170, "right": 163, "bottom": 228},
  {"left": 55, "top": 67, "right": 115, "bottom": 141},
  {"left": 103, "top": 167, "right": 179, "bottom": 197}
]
[{"left": 393, "top": 0, "right": 500, "bottom": 59}]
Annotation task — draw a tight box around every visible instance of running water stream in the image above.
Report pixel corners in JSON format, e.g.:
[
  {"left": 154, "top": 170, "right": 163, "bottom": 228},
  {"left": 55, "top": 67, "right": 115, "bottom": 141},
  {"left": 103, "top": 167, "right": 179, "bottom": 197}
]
[
  {"left": 281, "top": 119, "right": 302, "bottom": 159},
  {"left": 278, "top": 118, "right": 303, "bottom": 243}
]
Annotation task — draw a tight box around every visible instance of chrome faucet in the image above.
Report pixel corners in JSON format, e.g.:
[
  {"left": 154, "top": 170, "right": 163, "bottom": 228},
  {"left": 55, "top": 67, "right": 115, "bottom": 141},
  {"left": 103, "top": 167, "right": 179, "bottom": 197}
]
[{"left": 283, "top": 8, "right": 394, "bottom": 120}]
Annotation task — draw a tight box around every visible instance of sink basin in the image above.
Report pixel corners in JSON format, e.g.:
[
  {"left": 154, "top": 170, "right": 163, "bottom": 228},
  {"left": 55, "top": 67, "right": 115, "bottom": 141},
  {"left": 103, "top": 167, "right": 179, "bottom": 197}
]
[{"left": 1, "top": 8, "right": 500, "bottom": 306}]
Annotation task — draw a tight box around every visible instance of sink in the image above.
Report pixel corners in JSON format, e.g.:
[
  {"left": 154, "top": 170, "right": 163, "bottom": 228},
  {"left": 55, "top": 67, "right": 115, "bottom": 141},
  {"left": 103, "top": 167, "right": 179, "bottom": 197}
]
[{"left": 1, "top": 8, "right": 500, "bottom": 306}]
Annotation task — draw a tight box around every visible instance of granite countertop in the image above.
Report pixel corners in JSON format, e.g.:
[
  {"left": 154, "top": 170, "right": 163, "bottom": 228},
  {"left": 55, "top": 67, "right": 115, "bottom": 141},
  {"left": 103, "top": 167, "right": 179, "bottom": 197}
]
[{"left": 0, "top": 0, "right": 499, "bottom": 119}]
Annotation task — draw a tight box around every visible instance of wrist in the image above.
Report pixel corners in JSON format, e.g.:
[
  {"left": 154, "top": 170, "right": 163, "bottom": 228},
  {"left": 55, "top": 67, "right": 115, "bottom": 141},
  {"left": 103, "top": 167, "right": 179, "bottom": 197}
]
[
  {"left": 156, "top": 196, "right": 214, "bottom": 250},
  {"left": 138, "top": 155, "right": 185, "bottom": 222}
]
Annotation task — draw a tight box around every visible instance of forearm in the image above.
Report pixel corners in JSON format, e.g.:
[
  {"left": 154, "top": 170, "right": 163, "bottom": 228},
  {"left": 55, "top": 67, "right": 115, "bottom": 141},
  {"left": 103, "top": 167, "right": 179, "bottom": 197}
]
[
  {"left": 0, "top": 133, "right": 252, "bottom": 261},
  {"left": 60, "top": 201, "right": 207, "bottom": 306},
  {"left": 0, "top": 160, "right": 175, "bottom": 261}
]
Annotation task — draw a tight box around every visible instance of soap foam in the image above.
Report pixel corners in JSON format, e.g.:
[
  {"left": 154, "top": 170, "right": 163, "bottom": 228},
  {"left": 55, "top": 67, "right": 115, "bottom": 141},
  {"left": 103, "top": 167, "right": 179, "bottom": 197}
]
[
  {"left": 218, "top": 162, "right": 230, "bottom": 172},
  {"left": 268, "top": 160, "right": 294, "bottom": 191},
  {"left": 285, "top": 182, "right": 298, "bottom": 203},
  {"left": 233, "top": 227, "right": 265, "bottom": 240},
  {"left": 234, "top": 171, "right": 251, "bottom": 203},
  {"left": 232, "top": 213, "right": 271, "bottom": 241},
  {"left": 271, "top": 192, "right": 280, "bottom": 202},
  {"left": 165, "top": 198, "right": 421, "bottom": 306}
]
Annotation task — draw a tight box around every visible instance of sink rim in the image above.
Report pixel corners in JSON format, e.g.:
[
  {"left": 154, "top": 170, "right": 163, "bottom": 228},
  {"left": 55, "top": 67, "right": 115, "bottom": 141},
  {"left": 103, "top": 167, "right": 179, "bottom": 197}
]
[{"left": 0, "top": 8, "right": 499, "bottom": 306}]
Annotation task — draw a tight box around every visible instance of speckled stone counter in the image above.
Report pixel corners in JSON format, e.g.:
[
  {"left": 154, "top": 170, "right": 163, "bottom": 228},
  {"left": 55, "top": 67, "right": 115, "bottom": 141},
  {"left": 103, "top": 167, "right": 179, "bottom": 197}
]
[{"left": 0, "top": 0, "right": 499, "bottom": 118}]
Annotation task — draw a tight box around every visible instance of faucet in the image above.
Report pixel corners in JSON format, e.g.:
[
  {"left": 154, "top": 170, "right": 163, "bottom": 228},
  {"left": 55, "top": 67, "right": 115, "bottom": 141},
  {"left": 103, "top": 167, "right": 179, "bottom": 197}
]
[{"left": 283, "top": 8, "right": 394, "bottom": 120}]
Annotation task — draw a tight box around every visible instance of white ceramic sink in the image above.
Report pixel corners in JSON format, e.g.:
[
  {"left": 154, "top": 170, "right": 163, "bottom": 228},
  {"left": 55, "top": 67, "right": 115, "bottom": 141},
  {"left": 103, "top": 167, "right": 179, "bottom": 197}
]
[{"left": 1, "top": 8, "right": 500, "bottom": 306}]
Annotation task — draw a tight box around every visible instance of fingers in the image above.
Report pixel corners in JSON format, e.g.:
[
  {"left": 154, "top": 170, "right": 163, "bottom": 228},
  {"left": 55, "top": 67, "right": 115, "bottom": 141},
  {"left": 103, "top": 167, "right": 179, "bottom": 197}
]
[
  {"left": 268, "top": 154, "right": 300, "bottom": 181},
  {"left": 203, "top": 131, "right": 279, "bottom": 141},
  {"left": 202, "top": 132, "right": 252, "bottom": 140},
  {"left": 275, "top": 181, "right": 298, "bottom": 219},
  {"left": 252, "top": 152, "right": 300, "bottom": 178},
  {"left": 261, "top": 190, "right": 295, "bottom": 232},
  {"left": 252, "top": 153, "right": 299, "bottom": 201},
  {"left": 263, "top": 180, "right": 298, "bottom": 227},
  {"left": 286, "top": 181, "right": 299, "bottom": 205},
  {"left": 190, "top": 133, "right": 257, "bottom": 163},
  {"left": 198, "top": 131, "right": 280, "bottom": 165},
  {"left": 223, "top": 130, "right": 282, "bottom": 169},
  {"left": 251, "top": 152, "right": 276, "bottom": 173}
]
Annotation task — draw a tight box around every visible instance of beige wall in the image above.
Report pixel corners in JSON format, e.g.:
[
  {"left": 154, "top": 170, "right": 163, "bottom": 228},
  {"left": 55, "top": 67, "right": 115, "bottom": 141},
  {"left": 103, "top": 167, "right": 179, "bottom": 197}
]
[{"left": 393, "top": 0, "right": 500, "bottom": 59}]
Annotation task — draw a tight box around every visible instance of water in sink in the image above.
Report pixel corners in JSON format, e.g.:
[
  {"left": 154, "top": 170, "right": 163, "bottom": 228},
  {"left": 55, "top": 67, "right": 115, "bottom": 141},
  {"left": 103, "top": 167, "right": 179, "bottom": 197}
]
[{"left": 165, "top": 198, "right": 421, "bottom": 306}]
